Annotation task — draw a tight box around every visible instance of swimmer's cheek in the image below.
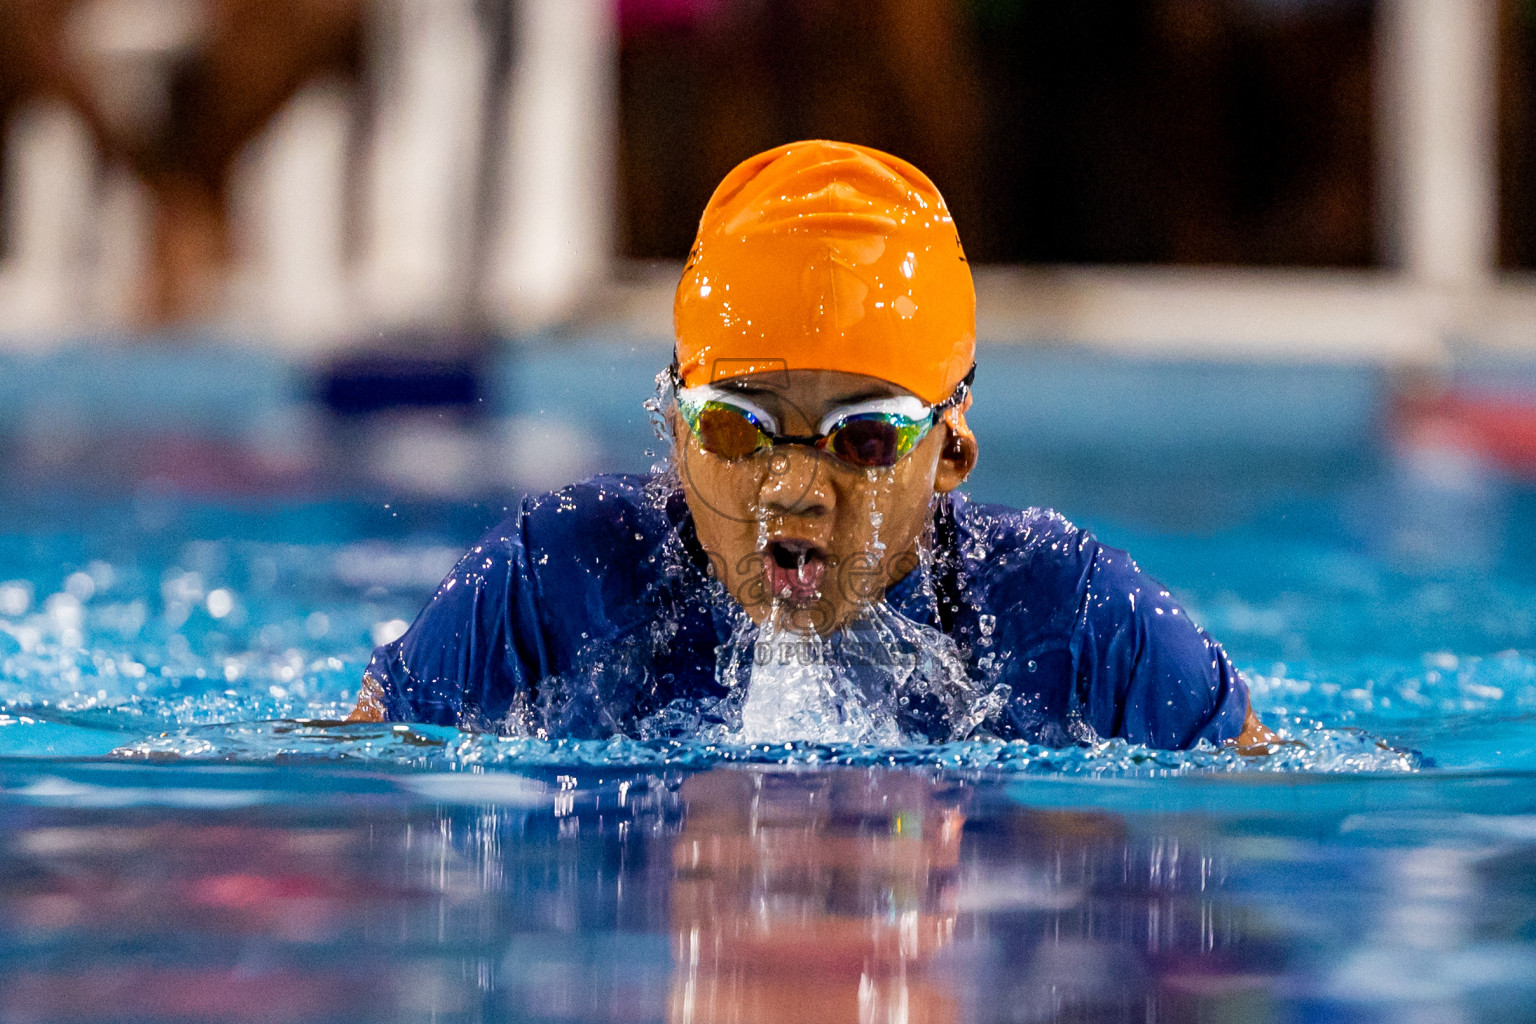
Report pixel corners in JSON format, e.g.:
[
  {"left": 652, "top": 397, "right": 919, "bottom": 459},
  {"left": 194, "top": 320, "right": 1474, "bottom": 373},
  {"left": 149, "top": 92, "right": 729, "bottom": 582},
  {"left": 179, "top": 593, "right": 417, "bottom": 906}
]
[{"left": 347, "top": 673, "right": 389, "bottom": 723}]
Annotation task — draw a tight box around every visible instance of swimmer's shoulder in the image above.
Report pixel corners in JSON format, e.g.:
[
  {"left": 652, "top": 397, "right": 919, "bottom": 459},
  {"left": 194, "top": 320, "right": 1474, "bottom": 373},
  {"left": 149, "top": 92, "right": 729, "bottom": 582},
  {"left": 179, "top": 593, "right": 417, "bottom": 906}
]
[
  {"left": 943, "top": 492, "right": 1114, "bottom": 613},
  {"left": 482, "top": 472, "right": 681, "bottom": 570},
  {"left": 945, "top": 492, "right": 1100, "bottom": 573},
  {"left": 946, "top": 492, "right": 1187, "bottom": 628}
]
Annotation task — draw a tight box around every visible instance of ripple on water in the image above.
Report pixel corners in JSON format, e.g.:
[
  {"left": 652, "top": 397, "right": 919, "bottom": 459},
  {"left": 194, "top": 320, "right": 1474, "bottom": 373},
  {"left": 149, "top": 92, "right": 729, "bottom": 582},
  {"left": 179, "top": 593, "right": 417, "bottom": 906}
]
[
  {"left": 1, "top": 508, "right": 1533, "bottom": 774},
  {"left": 100, "top": 718, "right": 1424, "bottom": 775}
]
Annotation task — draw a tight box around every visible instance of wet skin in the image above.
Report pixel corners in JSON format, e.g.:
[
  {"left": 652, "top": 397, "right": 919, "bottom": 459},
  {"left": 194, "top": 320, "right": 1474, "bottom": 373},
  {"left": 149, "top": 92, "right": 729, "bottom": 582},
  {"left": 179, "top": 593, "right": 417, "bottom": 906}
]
[{"left": 671, "top": 368, "right": 975, "bottom": 635}]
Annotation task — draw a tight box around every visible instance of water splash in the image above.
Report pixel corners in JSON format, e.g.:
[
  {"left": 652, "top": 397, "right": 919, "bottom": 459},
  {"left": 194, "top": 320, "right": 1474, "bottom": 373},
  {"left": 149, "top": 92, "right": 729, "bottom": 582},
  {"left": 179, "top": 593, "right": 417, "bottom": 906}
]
[
  {"left": 108, "top": 717, "right": 1424, "bottom": 774},
  {"left": 4, "top": 478, "right": 1533, "bottom": 774},
  {"left": 865, "top": 466, "right": 887, "bottom": 556},
  {"left": 735, "top": 617, "right": 903, "bottom": 745},
  {"left": 720, "top": 600, "right": 1008, "bottom": 746}
]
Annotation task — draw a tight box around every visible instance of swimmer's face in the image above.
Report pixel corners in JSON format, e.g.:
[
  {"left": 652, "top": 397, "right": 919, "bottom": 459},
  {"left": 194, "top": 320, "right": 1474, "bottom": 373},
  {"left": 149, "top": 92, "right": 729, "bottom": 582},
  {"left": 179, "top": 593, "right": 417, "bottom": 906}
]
[{"left": 672, "top": 368, "right": 978, "bottom": 633}]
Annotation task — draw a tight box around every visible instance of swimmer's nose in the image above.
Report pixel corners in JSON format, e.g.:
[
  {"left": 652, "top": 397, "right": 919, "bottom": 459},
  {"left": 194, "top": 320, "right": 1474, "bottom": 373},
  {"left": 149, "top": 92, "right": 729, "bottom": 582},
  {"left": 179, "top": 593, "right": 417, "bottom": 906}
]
[{"left": 758, "top": 445, "right": 831, "bottom": 518}]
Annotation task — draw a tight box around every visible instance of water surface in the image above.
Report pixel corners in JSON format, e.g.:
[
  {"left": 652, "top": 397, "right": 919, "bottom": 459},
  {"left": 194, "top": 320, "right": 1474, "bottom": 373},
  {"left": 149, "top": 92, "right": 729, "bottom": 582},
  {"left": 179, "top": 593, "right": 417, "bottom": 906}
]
[{"left": 3, "top": 348, "right": 1535, "bottom": 1020}]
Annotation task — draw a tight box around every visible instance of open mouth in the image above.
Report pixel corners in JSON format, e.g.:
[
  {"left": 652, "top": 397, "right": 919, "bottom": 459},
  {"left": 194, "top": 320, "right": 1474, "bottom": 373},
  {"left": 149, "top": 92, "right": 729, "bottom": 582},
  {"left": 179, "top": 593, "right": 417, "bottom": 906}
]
[{"left": 764, "top": 538, "right": 828, "bottom": 604}]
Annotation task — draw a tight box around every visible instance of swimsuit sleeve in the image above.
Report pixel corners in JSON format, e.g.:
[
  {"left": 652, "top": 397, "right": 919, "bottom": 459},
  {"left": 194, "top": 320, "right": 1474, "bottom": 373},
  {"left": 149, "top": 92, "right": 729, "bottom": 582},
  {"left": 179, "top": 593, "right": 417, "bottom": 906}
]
[
  {"left": 363, "top": 503, "right": 545, "bottom": 730},
  {"left": 1071, "top": 542, "right": 1249, "bottom": 749}
]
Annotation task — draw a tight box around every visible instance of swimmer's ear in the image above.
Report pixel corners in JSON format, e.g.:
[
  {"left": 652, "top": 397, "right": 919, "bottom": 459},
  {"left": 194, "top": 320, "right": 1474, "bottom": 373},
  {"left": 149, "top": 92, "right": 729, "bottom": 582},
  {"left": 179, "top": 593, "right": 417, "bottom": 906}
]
[{"left": 933, "top": 427, "right": 977, "bottom": 494}]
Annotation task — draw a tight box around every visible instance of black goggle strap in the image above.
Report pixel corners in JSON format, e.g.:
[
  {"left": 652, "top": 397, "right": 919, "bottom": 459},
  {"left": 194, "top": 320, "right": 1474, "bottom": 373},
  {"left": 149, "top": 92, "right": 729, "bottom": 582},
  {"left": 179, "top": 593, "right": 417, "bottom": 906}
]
[{"left": 935, "top": 364, "right": 977, "bottom": 414}]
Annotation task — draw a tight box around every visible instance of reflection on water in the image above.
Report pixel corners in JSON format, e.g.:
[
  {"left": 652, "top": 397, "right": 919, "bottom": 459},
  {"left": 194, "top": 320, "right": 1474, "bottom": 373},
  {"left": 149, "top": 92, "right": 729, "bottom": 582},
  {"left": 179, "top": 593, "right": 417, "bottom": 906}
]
[
  {"left": 8, "top": 361, "right": 1536, "bottom": 1020},
  {"left": 8, "top": 765, "right": 1533, "bottom": 1023},
  {"left": 669, "top": 771, "right": 966, "bottom": 1023}
]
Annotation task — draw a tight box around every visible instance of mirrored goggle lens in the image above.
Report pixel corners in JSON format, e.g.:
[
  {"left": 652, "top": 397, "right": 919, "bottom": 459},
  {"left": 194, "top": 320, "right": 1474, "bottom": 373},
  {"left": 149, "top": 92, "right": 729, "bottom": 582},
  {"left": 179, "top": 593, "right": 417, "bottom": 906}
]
[
  {"left": 824, "top": 414, "right": 928, "bottom": 468},
  {"left": 692, "top": 403, "right": 769, "bottom": 458}
]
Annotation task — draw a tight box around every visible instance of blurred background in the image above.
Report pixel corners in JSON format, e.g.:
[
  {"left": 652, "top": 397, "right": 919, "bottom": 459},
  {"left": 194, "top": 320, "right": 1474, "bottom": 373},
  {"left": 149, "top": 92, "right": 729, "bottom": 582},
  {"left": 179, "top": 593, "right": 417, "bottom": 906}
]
[
  {"left": 1, "top": 0, "right": 1535, "bottom": 536},
  {"left": 7, "top": 16, "right": 1536, "bottom": 1020}
]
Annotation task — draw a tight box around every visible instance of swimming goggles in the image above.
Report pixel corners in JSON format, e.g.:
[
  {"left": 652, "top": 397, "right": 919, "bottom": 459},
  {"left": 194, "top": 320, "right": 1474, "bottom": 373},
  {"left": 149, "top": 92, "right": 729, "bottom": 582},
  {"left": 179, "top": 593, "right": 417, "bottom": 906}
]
[{"left": 671, "top": 365, "right": 973, "bottom": 469}]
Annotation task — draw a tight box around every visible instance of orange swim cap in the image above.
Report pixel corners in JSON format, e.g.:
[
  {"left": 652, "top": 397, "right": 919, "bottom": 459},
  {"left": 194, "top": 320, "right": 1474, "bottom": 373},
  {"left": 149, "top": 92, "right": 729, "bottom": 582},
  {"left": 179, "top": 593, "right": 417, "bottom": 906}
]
[{"left": 674, "top": 140, "right": 975, "bottom": 408}]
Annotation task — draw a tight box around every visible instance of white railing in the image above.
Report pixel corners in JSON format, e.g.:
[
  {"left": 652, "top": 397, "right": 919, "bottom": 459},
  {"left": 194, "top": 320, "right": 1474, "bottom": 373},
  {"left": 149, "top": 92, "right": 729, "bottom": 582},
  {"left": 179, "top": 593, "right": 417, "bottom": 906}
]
[{"left": 0, "top": 0, "right": 1522, "bottom": 364}]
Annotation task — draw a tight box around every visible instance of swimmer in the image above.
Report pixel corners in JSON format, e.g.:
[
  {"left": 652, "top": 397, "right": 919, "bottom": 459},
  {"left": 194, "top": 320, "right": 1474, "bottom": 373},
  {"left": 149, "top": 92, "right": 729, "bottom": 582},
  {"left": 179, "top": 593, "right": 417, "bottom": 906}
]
[{"left": 349, "top": 140, "right": 1274, "bottom": 750}]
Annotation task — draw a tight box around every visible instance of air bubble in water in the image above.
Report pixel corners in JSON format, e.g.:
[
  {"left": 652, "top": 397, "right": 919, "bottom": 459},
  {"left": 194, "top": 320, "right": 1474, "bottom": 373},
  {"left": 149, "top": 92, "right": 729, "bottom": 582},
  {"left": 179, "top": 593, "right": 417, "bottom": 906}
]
[{"left": 0, "top": 581, "right": 32, "bottom": 618}]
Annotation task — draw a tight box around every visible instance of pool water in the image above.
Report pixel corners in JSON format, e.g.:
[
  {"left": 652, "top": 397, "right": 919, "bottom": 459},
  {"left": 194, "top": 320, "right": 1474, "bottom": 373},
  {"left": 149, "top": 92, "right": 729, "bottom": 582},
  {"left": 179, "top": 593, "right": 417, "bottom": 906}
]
[{"left": 3, "top": 345, "right": 1536, "bottom": 1021}]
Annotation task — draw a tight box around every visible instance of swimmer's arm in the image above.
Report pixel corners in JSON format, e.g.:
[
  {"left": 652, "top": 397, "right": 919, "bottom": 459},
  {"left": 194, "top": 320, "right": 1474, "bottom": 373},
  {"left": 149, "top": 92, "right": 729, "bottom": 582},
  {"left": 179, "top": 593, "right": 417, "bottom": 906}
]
[
  {"left": 346, "top": 673, "right": 388, "bottom": 723},
  {"left": 1233, "top": 701, "right": 1279, "bottom": 753}
]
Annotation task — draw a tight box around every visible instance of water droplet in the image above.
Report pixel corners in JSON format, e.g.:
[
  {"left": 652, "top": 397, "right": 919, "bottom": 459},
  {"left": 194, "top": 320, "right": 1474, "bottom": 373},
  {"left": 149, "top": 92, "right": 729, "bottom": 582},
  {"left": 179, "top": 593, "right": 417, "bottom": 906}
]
[{"left": 205, "top": 589, "right": 234, "bottom": 619}]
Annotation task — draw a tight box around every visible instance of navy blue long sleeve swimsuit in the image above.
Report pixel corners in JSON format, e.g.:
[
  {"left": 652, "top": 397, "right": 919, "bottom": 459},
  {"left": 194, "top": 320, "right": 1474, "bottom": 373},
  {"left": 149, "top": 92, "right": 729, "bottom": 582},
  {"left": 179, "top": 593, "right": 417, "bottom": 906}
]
[{"left": 366, "top": 473, "right": 1249, "bottom": 749}]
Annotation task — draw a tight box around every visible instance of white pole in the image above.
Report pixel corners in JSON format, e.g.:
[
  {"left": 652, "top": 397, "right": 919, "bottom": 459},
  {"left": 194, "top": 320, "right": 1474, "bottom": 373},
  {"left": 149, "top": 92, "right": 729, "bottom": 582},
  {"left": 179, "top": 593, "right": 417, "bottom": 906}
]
[
  {"left": 356, "top": 0, "right": 489, "bottom": 331},
  {"left": 231, "top": 79, "right": 354, "bottom": 349},
  {"left": 485, "top": 0, "right": 618, "bottom": 332},
  {"left": 1377, "top": 0, "right": 1499, "bottom": 288},
  {"left": 0, "top": 101, "right": 96, "bottom": 343}
]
